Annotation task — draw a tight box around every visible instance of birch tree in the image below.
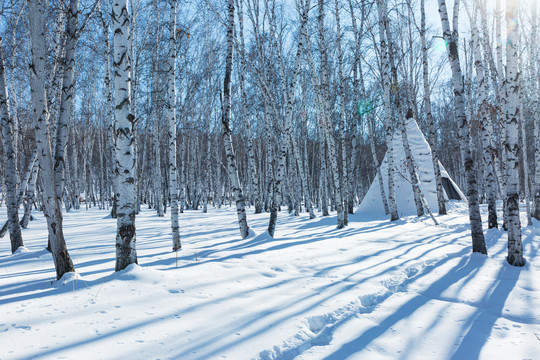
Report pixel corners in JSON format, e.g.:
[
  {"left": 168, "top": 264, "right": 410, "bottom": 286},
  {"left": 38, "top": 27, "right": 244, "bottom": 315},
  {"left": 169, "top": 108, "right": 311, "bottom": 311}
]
[
  {"left": 0, "top": 39, "right": 23, "bottom": 253},
  {"left": 471, "top": 11, "right": 498, "bottom": 229},
  {"left": 27, "top": 0, "right": 76, "bottom": 279},
  {"left": 112, "top": 0, "right": 138, "bottom": 271},
  {"left": 376, "top": 0, "right": 399, "bottom": 221},
  {"left": 420, "top": 0, "right": 446, "bottom": 215},
  {"left": 504, "top": 0, "right": 525, "bottom": 266},
  {"left": 437, "top": 0, "right": 487, "bottom": 254},
  {"left": 222, "top": 0, "right": 250, "bottom": 239},
  {"left": 168, "top": 0, "right": 181, "bottom": 250}
]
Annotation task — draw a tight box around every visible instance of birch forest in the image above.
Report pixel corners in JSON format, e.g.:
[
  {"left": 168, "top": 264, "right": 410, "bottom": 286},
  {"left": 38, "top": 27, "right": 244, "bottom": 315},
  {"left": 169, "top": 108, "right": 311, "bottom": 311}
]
[
  {"left": 2, "top": 0, "right": 540, "bottom": 358},
  {"left": 2, "top": 0, "right": 539, "bottom": 274}
]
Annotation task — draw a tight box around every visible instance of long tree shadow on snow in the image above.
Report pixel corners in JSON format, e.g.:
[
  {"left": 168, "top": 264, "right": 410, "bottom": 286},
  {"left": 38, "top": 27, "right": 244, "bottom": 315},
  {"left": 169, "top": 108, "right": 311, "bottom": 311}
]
[{"left": 320, "top": 253, "right": 523, "bottom": 360}]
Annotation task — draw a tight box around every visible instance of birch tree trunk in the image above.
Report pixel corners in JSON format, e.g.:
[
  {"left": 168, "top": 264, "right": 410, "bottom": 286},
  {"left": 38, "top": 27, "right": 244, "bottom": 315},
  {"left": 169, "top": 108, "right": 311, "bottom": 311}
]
[
  {"left": 519, "top": 101, "right": 532, "bottom": 226},
  {"left": 376, "top": 0, "right": 398, "bottom": 221},
  {"left": 236, "top": 0, "right": 262, "bottom": 215},
  {"left": 335, "top": 0, "right": 348, "bottom": 225},
  {"left": 504, "top": 0, "right": 525, "bottom": 266},
  {"left": 536, "top": 101, "right": 540, "bottom": 220},
  {"left": 472, "top": 20, "right": 498, "bottom": 229},
  {"left": 54, "top": 0, "right": 79, "bottom": 211},
  {"left": 421, "top": 0, "right": 446, "bottom": 215},
  {"left": 168, "top": 0, "right": 182, "bottom": 250},
  {"left": 0, "top": 39, "right": 23, "bottom": 253},
  {"left": 21, "top": 163, "right": 39, "bottom": 229},
  {"left": 112, "top": 0, "right": 138, "bottom": 271},
  {"left": 437, "top": 0, "right": 487, "bottom": 254},
  {"left": 28, "top": 0, "right": 75, "bottom": 279},
  {"left": 222, "top": 0, "right": 250, "bottom": 239},
  {"left": 151, "top": 43, "right": 164, "bottom": 217},
  {"left": 532, "top": 1, "right": 540, "bottom": 221}
]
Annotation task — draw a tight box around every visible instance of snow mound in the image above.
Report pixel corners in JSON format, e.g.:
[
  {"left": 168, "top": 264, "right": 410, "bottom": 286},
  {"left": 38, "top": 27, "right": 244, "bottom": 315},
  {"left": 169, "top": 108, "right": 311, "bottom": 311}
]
[
  {"left": 107, "top": 263, "right": 171, "bottom": 284},
  {"left": 12, "top": 246, "right": 30, "bottom": 255},
  {"left": 54, "top": 272, "right": 82, "bottom": 287}
]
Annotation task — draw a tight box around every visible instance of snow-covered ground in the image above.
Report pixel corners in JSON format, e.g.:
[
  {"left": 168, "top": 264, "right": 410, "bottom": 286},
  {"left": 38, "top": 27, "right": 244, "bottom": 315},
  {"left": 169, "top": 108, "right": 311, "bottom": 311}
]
[{"left": 0, "top": 203, "right": 539, "bottom": 359}]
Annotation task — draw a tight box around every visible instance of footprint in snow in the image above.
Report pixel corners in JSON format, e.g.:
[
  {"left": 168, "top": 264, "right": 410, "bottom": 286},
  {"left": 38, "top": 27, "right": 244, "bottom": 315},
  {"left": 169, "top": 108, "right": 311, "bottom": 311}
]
[{"left": 11, "top": 324, "right": 31, "bottom": 330}]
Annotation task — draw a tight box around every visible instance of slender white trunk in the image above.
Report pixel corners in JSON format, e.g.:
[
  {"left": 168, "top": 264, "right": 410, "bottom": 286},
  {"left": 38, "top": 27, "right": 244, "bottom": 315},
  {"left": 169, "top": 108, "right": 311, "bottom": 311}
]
[
  {"left": 438, "top": 0, "right": 487, "bottom": 254},
  {"left": 335, "top": 0, "right": 348, "bottom": 225},
  {"left": 519, "top": 102, "right": 532, "bottom": 226},
  {"left": 167, "top": 0, "right": 181, "bottom": 249},
  {"left": 222, "top": 0, "right": 249, "bottom": 239},
  {"left": 21, "top": 162, "right": 39, "bottom": 229},
  {"left": 472, "top": 20, "right": 498, "bottom": 228},
  {"left": 54, "top": 0, "right": 78, "bottom": 210},
  {"left": 0, "top": 39, "right": 23, "bottom": 253},
  {"left": 376, "top": 0, "right": 398, "bottom": 221},
  {"left": 505, "top": 0, "right": 525, "bottom": 266},
  {"left": 531, "top": 1, "right": 540, "bottom": 221},
  {"left": 112, "top": 0, "right": 137, "bottom": 270},
  {"left": 421, "top": 0, "right": 446, "bottom": 215},
  {"left": 28, "top": 0, "right": 75, "bottom": 279}
]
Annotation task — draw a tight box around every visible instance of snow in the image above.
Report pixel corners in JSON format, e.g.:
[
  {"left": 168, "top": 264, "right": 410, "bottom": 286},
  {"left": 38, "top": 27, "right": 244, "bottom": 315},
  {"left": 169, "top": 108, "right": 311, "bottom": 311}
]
[
  {"left": 0, "top": 204, "right": 539, "bottom": 359},
  {"left": 358, "top": 117, "right": 466, "bottom": 217}
]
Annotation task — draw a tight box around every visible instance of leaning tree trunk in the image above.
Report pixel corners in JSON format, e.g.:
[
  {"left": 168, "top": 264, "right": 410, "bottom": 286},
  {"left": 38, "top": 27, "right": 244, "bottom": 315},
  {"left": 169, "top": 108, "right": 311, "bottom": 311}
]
[
  {"left": 112, "top": 0, "right": 138, "bottom": 271},
  {"left": 222, "top": 0, "right": 249, "bottom": 239},
  {"left": 28, "top": 0, "right": 75, "bottom": 279},
  {"left": 54, "top": 0, "right": 79, "bottom": 211},
  {"left": 0, "top": 39, "right": 23, "bottom": 253},
  {"left": 504, "top": 0, "right": 525, "bottom": 266},
  {"left": 421, "top": 0, "right": 446, "bottom": 215},
  {"left": 21, "top": 160, "right": 39, "bottom": 228},
  {"left": 167, "top": 0, "right": 181, "bottom": 250},
  {"left": 438, "top": 0, "right": 487, "bottom": 254}
]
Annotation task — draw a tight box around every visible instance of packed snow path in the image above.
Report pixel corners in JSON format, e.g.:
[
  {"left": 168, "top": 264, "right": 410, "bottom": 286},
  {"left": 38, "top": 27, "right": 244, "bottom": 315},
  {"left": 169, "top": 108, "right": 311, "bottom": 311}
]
[{"left": 0, "top": 203, "right": 539, "bottom": 359}]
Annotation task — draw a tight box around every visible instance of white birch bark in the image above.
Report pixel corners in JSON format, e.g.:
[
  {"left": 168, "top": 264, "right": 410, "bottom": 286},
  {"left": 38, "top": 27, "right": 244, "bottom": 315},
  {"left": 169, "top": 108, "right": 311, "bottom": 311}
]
[
  {"left": 0, "top": 39, "right": 23, "bottom": 253},
  {"left": 150, "top": 31, "right": 164, "bottom": 217},
  {"left": 421, "top": 0, "right": 446, "bottom": 215},
  {"left": 236, "top": 0, "right": 262, "bottom": 214},
  {"left": 519, "top": 101, "right": 532, "bottom": 226},
  {"left": 472, "top": 19, "right": 498, "bottom": 229},
  {"left": 504, "top": 0, "right": 525, "bottom": 266},
  {"left": 222, "top": 0, "right": 250, "bottom": 239},
  {"left": 167, "top": 0, "right": 181, "bottom": 249},
  {"left": 54, "top": 0, "right": 79, "bottom": 210},
  {"left": 28, "top": 0, "right": 75, "bottom": 279},
  {"left": 532, "top": 1, "right": 540, "bottom": 221},
  {"left": 335, "top": 0, "right": 348, "bottom": 225},
  {"left": 21, "top": 162, "right": 39, "bottom": 229},
  {"left": 376, "top": 0, "right": 398, "bottom": 221},
  {"left": 112, "top": 0, "right": 138, "bottom": 270},
  {"left": 437, "top": 0, "right": 487, "bottom": 254}
]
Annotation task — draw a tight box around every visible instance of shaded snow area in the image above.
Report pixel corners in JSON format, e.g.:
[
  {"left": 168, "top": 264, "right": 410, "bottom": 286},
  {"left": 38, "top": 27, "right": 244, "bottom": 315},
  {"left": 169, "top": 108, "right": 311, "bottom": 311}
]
[{"left": 1, "top": 203, "right": 539, "bottom": 359}]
